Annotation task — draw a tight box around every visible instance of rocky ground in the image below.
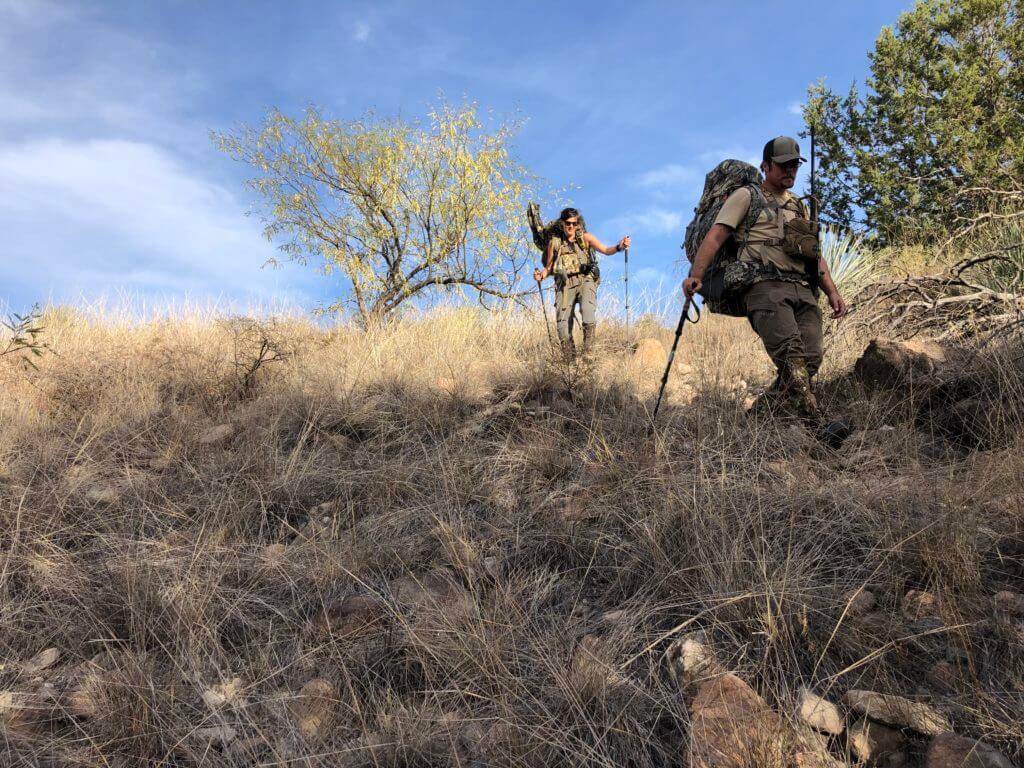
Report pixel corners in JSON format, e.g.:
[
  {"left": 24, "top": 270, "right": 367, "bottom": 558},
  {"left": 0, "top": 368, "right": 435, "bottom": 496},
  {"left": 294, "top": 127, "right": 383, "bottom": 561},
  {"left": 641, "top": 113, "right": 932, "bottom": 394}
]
[{"left": 0, "top": 309, "right": 1021, "bottom": 766}]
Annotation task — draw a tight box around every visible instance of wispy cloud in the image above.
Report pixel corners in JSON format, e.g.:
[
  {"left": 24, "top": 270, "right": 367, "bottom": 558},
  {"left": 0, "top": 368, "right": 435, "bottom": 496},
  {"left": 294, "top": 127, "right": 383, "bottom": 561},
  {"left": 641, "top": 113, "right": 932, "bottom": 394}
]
[
  {"left": 0, "top": 139, "right": 301, "bottom": 304},
  {"left": 632, "top": 163, "right": 698, "bottom": 191},
  {"left": 353, "top": 20, "right": 371, "bottom": 42},
  {"left": 788, "top": 101, "right": 804, "bottom": 117},
  {"left": 605, "top": 206, "right": 685, "bottom": 237}
]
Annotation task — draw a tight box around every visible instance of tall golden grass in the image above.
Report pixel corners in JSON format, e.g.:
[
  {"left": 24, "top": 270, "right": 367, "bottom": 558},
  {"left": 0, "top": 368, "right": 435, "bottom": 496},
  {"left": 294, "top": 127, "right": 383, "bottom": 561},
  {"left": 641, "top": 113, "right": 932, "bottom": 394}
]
[{"left": 1, "top": 303, "right": 1022, "bottom": 767}]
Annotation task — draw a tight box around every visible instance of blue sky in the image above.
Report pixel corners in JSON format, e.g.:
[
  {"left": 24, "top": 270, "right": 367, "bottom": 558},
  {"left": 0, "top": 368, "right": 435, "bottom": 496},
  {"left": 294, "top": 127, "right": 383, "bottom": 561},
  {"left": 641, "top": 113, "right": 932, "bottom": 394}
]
[{"left": 0, "top": 0, "right": 910, "bottom": 317}]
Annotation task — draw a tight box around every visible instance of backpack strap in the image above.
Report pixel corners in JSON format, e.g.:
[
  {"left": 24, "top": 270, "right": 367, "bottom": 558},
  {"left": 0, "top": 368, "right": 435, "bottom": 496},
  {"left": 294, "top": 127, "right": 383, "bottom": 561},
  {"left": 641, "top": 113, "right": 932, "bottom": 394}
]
[{"left": 735, "top": 184, "right": 769, "bottom": 265}]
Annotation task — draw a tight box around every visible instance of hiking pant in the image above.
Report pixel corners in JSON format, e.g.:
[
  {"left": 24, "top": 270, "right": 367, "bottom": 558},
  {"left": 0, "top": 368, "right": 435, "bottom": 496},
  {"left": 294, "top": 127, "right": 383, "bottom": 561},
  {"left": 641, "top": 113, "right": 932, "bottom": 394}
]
[
  {"left": 743, "top": 280, "right": 823, "bottom": 377},
  {"left": 555, "top": 275, "right": 597, "bottom": 343}
]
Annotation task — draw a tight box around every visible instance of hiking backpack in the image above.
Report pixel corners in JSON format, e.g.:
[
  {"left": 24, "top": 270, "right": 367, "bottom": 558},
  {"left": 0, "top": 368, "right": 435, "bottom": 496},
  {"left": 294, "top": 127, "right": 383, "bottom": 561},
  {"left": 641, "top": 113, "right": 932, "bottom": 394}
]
[
  {"left": 682, "top": 160, "right": 769, "bottom": 316},
  {"left": 526, "top": 203, "right": 598, "bottom": 282}
]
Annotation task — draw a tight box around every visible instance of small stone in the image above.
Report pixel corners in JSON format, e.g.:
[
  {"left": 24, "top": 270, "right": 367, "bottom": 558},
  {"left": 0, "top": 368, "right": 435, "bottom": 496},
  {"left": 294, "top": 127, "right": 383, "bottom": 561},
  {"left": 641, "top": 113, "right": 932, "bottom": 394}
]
[
  {"left": 261, "top": 543, "right": 288, "bottom": 562},
  {"left": 192, "top": 725, "right": 238, "bottom": 746},
  {"left": 926, "top": 661, "right": 962, "bottom": 693},
  {"left": 290, "top": 678, "right": 335, "bottom": 740},
  {"left": 0, "top": 690, "right": 49, "bottom": 731},
  {"left": 390, "top": 571, "right": 472, "bottom": 615},
  {"left": 903, "top": 590, "right": 941, "bottom": 622},
  {"left": 796, "top": 688, "right": 844, "bottom": 735},
  {"left": 85, "top": 483, "right": 123, "bottom": 504},
  {"left": 633, "top": 338, "right": 667, "bottom": 370},
  {"left": 22, "top": 647, "right": 59, "bottom": 675},
  {"left": 198, "top": 423, "right": 239, "bottom": 446},
  {"left": 601, "top": 608, "right": 631, "bottom": 626},
  {"left": 846, "top": 588, "right": 877, "bottom": 617},
  {"left": 665, "top": 630, "right": 723, "bottom": 692},
  {"left": 201, "top": 677, "right": 244, "bottom": 710},
  {"left": 313, "top": 592, "right": 388, "bottom": 637},
  {"left": 848, "top": 717, "right": 905, "bottom": 764},
  {"left": 843, "top": 690, "right": 950, "bottom": 735},
  {"left": 993, "top": 590, "right": 1024, "bottom": 616},
  {"left": 925, "top": 732, "right": 1013, "bottom": 768}
]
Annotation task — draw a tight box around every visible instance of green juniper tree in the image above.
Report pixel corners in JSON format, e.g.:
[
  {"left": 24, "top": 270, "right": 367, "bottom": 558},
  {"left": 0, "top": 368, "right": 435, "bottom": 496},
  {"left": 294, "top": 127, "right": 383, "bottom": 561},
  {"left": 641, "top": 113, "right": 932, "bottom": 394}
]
[{"left": 806, "top": 0, "right": 1023, "bottom": 245}]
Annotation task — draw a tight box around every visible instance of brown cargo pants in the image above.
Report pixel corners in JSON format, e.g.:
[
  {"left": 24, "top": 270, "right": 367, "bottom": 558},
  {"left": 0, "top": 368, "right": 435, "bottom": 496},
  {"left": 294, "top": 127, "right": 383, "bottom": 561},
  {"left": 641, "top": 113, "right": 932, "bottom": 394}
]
[{"left": 743, "top": 280, "right": 823, "bottom": 376}]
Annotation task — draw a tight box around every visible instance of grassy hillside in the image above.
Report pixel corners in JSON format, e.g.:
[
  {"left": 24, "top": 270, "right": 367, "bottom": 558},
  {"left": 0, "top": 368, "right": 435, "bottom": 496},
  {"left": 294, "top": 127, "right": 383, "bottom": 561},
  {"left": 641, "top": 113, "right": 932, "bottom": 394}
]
[{"left": 1, "top": 306, "right": 1022, "bottom": 767}]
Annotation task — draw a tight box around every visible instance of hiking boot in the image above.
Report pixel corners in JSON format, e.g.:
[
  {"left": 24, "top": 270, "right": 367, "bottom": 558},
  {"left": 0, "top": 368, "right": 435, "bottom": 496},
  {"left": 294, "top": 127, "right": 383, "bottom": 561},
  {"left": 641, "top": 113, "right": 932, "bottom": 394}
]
[
  {"left": 581, "top": 323, "right": 597, "bottom": 358},
  {"left": 560, "top": 338, "right": 576, "bottom": 361},
  {"left": 785, "top": 359, "right": 823, "bottom": 422}
]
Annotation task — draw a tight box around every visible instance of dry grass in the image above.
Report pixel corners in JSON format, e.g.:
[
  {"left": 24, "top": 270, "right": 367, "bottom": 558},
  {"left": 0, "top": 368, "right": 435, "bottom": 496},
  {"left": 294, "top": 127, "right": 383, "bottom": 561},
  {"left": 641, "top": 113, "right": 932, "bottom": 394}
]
[{"left": 1, "top": 303, "right": 1022, "bottom": 767}]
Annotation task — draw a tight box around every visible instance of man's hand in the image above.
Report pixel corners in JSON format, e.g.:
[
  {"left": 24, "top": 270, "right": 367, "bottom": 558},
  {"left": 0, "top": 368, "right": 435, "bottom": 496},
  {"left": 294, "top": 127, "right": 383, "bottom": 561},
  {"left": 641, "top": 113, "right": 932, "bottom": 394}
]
[
  {"left": 533, "top": 267, "right": 547, "bottom": 282},
  {"left": 618, "top": 235, "right": 632, "bottom": 251},
  {"left": 828, "top": 289, "right": 847, "bottom": 318},
  {"left": 683, "top": 276, "right": 702, "bottom": 298}
]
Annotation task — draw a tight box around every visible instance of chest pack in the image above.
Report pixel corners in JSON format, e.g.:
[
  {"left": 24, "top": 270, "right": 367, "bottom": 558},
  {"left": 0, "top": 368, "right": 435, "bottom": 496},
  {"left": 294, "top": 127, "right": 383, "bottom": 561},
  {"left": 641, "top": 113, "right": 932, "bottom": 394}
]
[{"left": 527, "top": 203, "right": 598, "bottom": 283}]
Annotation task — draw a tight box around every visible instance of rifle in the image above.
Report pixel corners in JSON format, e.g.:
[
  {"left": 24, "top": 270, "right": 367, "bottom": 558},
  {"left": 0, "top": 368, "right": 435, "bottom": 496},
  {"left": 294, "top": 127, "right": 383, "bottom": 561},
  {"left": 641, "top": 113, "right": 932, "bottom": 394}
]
[{"left": 804, "top": 126, "right": 822, "bottom": 292}]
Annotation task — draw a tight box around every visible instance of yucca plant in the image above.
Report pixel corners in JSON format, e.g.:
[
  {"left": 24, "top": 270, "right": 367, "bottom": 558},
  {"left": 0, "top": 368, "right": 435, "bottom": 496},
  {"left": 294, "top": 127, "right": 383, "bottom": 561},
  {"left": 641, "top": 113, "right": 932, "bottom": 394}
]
[
  {"left": 963, "top": 216, "right": 1024, "bottom": 294},
  {"left": 820, "top": 223, "right": 880, "bottom": 298}
]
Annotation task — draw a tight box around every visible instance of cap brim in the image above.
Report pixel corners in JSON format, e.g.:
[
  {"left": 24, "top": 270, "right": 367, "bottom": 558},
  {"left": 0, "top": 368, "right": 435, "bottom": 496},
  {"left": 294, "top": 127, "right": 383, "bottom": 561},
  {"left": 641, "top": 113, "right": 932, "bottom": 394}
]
[{"left": 772, "top": 153, "right": 807, "bottom": 163}]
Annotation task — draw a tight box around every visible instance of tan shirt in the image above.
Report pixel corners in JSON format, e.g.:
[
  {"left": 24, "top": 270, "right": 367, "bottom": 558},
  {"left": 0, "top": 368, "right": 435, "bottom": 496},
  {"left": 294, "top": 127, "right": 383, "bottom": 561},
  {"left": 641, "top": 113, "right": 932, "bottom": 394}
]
[{"left": 714, "top": 185, "right": 806, "bottom": 273}]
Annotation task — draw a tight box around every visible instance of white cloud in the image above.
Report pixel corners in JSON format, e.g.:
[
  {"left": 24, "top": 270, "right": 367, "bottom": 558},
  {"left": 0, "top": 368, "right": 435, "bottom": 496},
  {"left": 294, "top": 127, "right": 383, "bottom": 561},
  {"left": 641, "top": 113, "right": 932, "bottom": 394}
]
[
  {"left": 605, "top": 207, "right": 685, "bottom": 237},
  {"left": 0, "top": 139, "right": 299, "bottom": 303},
  {"left": 353, "top": 20, "right": 371, "bottom": 42},
  {"left": 788, "top": 101, "right": 804, "bottom": 116},
  {"left": 633, "top": 163, "right": 698, "bottom": 191}
]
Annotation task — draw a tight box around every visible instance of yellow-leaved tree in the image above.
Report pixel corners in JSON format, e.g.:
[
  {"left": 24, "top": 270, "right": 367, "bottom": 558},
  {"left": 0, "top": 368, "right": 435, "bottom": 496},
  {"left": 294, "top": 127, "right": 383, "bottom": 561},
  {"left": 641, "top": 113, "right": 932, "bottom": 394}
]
[{"left": 214, "top": 103, "right": 531, "bottom": 325}]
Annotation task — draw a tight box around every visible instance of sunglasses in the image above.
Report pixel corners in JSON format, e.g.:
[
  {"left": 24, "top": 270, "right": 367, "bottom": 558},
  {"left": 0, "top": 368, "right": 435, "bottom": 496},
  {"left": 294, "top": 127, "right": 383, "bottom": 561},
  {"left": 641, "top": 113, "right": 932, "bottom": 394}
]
[{"left": 563, "top": 220, "right": 579, "bottom": 228}]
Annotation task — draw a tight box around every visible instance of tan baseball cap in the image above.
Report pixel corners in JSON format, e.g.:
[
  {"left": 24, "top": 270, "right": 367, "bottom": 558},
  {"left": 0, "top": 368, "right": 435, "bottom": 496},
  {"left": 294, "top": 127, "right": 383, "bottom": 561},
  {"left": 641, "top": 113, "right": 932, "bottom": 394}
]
[{"left": 763, "top": 136, "right": 807, "bottom": 164}]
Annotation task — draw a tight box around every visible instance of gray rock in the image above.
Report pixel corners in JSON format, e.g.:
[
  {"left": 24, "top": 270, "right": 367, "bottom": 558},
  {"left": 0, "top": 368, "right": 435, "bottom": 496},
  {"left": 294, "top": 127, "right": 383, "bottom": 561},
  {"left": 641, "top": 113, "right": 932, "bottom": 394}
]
[
  {"left": 22, "top": 647, "right": 59, "bottom": 676},
  {"left": 844, "top": 690, "right": 950, "bottom": 735},
  {"left": 993, "top": 590, "right": 1024, "bottom": 617},
  {"left": 903, "top": 590, "right": 941, "bottom": 622},
  {"left": 848, "top": 716, "right": 905, "bottom": 765},
  {"left": 925, "top": 732, "right": 1013, "bottom": 768},
  {"left": 198, "top": 423, "right": 239, "bottom": 445},
  {"left": 846, "top": 588, "right": 877, "bottom": 617},
  {"left": 665, "top": 631, "right": 723, "bottom": 691},
  {"left": 797, "top": 688, "right": 844, "bottom": 735}
]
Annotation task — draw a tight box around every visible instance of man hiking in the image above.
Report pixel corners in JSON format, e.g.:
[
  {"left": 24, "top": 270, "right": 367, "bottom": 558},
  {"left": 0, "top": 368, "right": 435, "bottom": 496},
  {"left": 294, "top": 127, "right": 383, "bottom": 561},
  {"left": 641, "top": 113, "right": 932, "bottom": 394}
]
[
  {"left": 683, "top": 136, "right": 847, "bottom": 420},
  {"left": 533, "top": 207, "right": 631, "bottom": 359}
]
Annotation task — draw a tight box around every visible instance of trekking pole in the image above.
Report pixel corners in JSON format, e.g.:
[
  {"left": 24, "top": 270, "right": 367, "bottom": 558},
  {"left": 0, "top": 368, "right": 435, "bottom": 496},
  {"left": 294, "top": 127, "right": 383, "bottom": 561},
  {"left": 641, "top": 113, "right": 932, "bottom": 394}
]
[
  {"left": 624, "top": 247, "right": 631, "bottom": 330},
  {"left": 536, "top": 279, "right": 554, "bottom": 344},
  {"left": 652, "top": 294, "right": 700, "bottom": 423}
]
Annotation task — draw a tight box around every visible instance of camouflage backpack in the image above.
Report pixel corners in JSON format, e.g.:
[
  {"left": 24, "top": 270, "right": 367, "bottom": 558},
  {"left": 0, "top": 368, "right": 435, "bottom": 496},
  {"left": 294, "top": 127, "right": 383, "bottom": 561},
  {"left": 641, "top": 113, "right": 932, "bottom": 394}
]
[
  {"left": 527, "top": 203, "right": 598, "bottom": 282},
  {"left": 682, "top": 160, "right": 769, "bottom": 316}
]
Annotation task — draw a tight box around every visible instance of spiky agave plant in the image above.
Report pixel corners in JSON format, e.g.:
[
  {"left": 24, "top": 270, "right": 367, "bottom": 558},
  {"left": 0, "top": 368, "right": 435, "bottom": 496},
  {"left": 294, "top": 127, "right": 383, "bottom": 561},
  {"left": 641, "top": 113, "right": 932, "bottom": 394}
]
[{"left": 820, "top": 223, "right": 879, "bottom": 298}]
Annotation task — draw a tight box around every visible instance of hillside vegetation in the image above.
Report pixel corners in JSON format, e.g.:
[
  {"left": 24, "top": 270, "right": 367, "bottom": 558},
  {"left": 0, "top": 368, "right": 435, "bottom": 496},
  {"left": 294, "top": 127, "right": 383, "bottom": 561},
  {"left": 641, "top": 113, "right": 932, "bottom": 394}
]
[{"left": 1, "top": 306, "right": 1022, "bottom": 767}]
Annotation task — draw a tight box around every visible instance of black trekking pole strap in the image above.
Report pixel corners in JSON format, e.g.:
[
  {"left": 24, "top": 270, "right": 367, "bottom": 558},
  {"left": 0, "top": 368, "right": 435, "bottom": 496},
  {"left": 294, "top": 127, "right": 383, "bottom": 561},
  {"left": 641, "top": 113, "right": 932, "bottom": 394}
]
[{"left": 652, "top": 296, "right": 700, "bottom": 423}]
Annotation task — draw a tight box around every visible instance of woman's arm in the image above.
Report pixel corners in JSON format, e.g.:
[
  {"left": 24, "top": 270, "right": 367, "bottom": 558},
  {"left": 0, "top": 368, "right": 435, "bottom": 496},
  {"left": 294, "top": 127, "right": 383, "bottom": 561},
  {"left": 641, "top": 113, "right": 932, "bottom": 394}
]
[{"left": 583, "top": 232, "right": 631, "bottom": 256}]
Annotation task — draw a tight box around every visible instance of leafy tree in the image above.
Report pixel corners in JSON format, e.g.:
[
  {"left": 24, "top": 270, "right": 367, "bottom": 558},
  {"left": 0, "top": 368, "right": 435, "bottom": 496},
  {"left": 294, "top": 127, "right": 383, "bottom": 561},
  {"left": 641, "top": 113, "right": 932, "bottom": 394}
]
[
  {"left": 806, "top": 0, "right": 1023, "bottom": 245},
  {"left": 215, "top": 103, "right": 531, "bottom": 325}
]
